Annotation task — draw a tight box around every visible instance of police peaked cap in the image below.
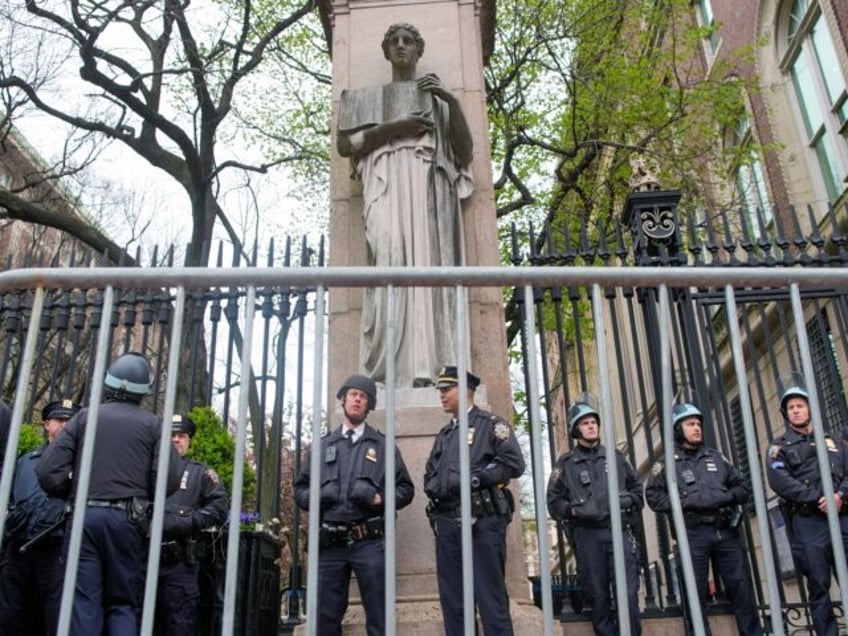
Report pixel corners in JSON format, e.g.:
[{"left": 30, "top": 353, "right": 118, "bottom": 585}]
[
  {"left": 436, "top": 366, "right": 481, "bottom": 390},
  {"left": 41, "top": 399, "right": 81, "bottom": 421},
  {"left": 171, "top": 414, "right": 197, "bottom": 437}
]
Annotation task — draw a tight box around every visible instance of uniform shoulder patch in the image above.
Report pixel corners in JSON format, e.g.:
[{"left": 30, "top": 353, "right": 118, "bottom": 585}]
[
  {"left": 204, "top": 467, "right": 220, "bottom": 486},
  {"left": 550, "top": 467, "right": 562, "bottom": 480},
  {"left": 320, "top": 424, "right": 329, "bottom": 438},
  {"left": 493, "top": 421, "right": 511, "bottom": 441},
  {"left": 651, "top": 462, "right": 664, "bottom": 477},
  {"left": 767, "top": 444, "right": 781, "bottom": 459}
]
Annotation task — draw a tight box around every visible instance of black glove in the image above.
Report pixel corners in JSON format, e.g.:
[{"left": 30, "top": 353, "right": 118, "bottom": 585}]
[
  {"left": 471, "top": 471, "right": 495, "bottom": 489},
  {"left": 350, "top": 479, "right": 378, "bottom": 508}
]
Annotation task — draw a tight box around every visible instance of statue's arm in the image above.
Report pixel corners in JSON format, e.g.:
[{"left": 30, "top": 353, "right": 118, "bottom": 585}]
[
  {"left": 417, "top": 74, "right": 473, "bottom": 168},
  {"left": 337, "top": 115, "right": 434, "bottom": 159}
]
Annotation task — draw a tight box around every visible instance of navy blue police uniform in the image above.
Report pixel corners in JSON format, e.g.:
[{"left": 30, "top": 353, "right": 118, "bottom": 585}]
[
  {"left": 294, "top": 375, "right": 414, "bottom": 636},
  {"left": 0, "top": 400, "right": 11, "bottom": 476},
  {"left": 154, "top": 415, "right": 228, "bottom": 636},
  {"left": 645, "top": 403, "right": 761, "bottom": 636},
  {"left": 36, "top": 354, "right": 183, "bottom": 635},
  {"left": 546, "top": 404, "right": 643, "bottom": 636},
  {"left": 767, "top": 427, "right": 848, "bottom": 636},
  {"left": 424, "top": 367, "right": 525, "bottom": 636},
  {"left": 0, "top": 399, "right": 80, "bottom": 635}
]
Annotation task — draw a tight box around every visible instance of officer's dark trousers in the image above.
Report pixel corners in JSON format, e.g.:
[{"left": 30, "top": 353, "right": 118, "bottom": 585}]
[
  {"left": 685, "top": 523, "right": 762, "bottom": 636},
  {"left": 154, "top": 561, "right": 199, "bottom": 636},
  {"left": 434, "top": 514, "right": 514, "bottom": 636},
  {"left": 316, "top": 537, "right": 384, "bottom": 636},
  {"left": 70, "top": 507, "right": 144, "bottom": 636},
  {"left": 574, "top": 525, "right": 641, "bottom": 636},
  {"left": 0, "top": 538, "right": 63, "bottom": 635},
  {"left": 789, "top": 513, "right": 848, "bottom": 636}
]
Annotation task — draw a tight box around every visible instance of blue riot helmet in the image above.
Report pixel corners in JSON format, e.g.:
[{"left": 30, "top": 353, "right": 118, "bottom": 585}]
[
  {"left": 672, "top": 402, "right": 703, "bottom": 444},
  {"left": 104, "top": 352, "right": 152, "bottom": 403},
  {"left": 567, "top": 395, "right": 600, "bottom": 440},
  {"left": 336, "top": 374, "right": 377, "bottom": 411},
  {"left": 780, "top": 385, "right": 810, "bottom": 409},
  {"left": 780, "top": 385, "right": 810, "bottom": 418}
]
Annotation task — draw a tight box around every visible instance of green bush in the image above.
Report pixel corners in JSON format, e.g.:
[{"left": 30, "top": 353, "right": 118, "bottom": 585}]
[
  {"left": 186, "top": 406, "right": 256, "bottom": 509},
  {"left": 17, "top": 423, "right": 45, "bottom": 455}
]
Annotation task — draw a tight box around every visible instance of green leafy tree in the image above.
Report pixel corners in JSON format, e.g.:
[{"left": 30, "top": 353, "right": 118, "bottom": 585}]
[
  {"left": 488, "top": 0, "right": 760, "bottom": 342},
  {"left": 186, "top": 405, "right": 256, "bottom": 512}
]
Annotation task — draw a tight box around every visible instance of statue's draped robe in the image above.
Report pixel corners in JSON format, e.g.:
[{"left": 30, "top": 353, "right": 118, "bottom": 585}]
[{"left": 339, "top": 81, "right": 473, "bottom": 387}]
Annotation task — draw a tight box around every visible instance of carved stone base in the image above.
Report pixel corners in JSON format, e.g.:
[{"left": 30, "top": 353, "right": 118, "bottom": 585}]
[{"left": 294, "top": 597, "right": 543, "bottom": 634}]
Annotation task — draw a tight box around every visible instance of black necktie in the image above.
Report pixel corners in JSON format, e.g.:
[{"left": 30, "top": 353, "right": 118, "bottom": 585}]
[{"left": 345, "top": 429, "right": 355, "bottom": 444}]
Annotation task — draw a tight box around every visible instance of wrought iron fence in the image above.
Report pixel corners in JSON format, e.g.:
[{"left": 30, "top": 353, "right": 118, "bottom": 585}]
[{"left": 0, "top": 201, "right": 846, "bottom": 635}]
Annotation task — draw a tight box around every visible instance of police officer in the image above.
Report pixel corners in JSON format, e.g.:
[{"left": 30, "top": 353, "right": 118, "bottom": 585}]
[
  {"left": 766, "top": 382, "right": 848, "bottom": 636},
  {"left": 0, "top": 398, "right": 80, "bottom": 635},
  {"left": 36, "top": 352, "right": 183, "bottom": 635},
  {"left": 424, "top": 366, "right": 525, "bottom": 636},
  {"left": 645, "top": 402, "right": 762, "bottom": 635},
  {"left": 294, "top": 374, "right": 414, "bottom": 635},
  {"left": 154, "top": 413, "right": 228, "bottom": 635},
  {"left": 546, "top": 396, "right": 643, "bottom": 636},
  {"left": 0, "top": 400, "right": 11, "bottom": 476}
]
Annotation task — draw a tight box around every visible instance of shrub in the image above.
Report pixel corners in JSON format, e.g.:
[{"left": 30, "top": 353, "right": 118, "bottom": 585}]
[{"left": 186, "top": 406, "right": 256, "bottom": 508}]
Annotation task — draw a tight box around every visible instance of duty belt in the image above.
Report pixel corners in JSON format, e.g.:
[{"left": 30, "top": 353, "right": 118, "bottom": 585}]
[
  {"left": 319, "top": 517, "right": 384, "bottom": 547},
  {"left": 87, "top": 499, "right": 130, "bottom": 510},
  {"left": 786, "top": 501, "right": 846, "bottom": 517},
  {"left": 573, "top": 517, "right": 610, "bottom": 529},
  {"left": 684, "top": 512, "right": 720, "bottom": 527}
]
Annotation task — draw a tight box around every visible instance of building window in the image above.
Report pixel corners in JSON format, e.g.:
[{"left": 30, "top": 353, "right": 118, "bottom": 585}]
[
  {"left": 695, "top": 0, "right": 718, "bottom": 56},
  {"left": 782, "top": 0, "right": 848, "bottom": 203},
  {"left": 730, "top": 116, "right": 773, "bottom": 237},
  {"left": 806, "top": 309, "right": 848, "bottom": 437}
]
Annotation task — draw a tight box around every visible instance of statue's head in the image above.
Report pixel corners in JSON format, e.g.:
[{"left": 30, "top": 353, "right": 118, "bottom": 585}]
[{"left": 382, "top": 23, "right": 425, "bottom": 60}]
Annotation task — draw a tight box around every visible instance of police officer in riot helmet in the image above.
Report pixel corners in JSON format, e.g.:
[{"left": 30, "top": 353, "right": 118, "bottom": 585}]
[
  {"left": 646, "top": 402, "right": 762, "bottom": 635},
  {"left": 424, "top": 366, "right": 525, "bottom": 636},
  {"left": 546, "top": 394, "right": 643, "bottom": 636},
  {"left": 154, "top": 413, "right": 228, "bottom": 635},
  {"left": 294, "top": 374, "right": 415, "bottom": 635},
  {"left": 766, "top": 378, "right": 848, "bottom": 636},
  {"left": 36, "top": 352, "right": 184, "bottom": 634},
  {"left": 0, "top": 398, "right": 80, "bottom": 635}
]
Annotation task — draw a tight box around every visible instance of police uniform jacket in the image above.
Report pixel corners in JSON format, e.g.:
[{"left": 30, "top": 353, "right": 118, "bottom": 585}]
[
  {"left": 0, "top": 401, "right": 10, "bottom": 476},
  {"left": 423, "top": 406, "right": 525, "bottom": 503},
  {"left": 645, "top": 444, "right": 749, "bottom": 513},
  {"left": 546, "top": 443, "right": 643, "bottom": 524},
  {"left": 162, "top": 458, "right": 229, "bottom": 538},
  {"left": 294, "top": 422, "right": 415, "bottom": 523},
  {"left": 766, "top": 427, "right": 848, "bottom": 505},
  {"left": 36, "top": 401, "right": 183, "bottom": 501},
  {"left": 5, "top": 443, "right": 66, "bottom": 542}
]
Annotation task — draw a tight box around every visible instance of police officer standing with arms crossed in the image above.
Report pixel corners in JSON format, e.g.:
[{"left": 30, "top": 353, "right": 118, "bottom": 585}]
[
  {"left": 766, "top": 380, "right": 848, "bottom": 636},
  {"left": 645, "top": 402, "right": 762, "bottom": 635},
  {"left": 36, "top": 352, "right": 183, "bottom": 635},
  {"left": 0, "top": 398, "right": 80, "bottom": 635},
  {"left": 294, "top": 374, "right": 415, "bottom": 636},
  {"left": 546, "top": 394, "right": 643, "bottom": 636},
  {"left": 155, "top": 413, "right": 228, "bottom": 635},
  {"left": 424, "top": 366, "right": 525, "bottom": 636}
]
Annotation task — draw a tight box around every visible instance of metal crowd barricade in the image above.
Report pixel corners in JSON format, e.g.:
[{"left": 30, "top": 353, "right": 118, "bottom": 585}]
[{"left": 1, "top": 265, "right": 847, "bottom": 635}]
